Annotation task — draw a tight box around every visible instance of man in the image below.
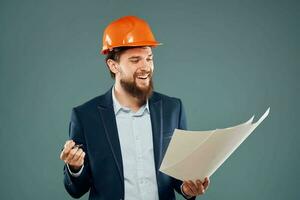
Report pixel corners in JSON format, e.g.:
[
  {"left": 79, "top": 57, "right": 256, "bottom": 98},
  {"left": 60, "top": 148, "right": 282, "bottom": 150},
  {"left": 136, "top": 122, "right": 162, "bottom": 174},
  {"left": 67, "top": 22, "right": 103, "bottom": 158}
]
[{"left": 60, "top": 16, "right": 210, "bottom": 200}]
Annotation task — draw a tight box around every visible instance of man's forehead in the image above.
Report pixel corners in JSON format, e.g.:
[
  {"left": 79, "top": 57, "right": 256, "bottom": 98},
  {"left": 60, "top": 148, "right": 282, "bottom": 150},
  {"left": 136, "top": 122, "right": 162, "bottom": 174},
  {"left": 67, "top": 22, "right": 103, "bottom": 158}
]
[{"left": 123, "top": 47, "right": 153, "bottom": 57}]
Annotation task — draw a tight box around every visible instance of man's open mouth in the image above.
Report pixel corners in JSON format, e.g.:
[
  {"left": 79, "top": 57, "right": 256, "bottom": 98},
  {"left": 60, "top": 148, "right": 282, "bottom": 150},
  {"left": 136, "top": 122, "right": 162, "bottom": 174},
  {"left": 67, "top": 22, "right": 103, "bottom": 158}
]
[{"left": 137, "top": 74, "right": 150, "bottom": 80}]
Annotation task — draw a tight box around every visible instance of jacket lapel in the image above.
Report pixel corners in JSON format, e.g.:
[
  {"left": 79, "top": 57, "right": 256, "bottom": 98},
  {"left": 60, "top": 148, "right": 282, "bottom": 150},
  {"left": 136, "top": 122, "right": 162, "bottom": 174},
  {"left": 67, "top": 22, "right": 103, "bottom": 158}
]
[
  {"left": 97, "top": 89, "right": 124, "bottom": 182},
  {"left": 149, "top": 93, "right": 163, "bottom": 174}
]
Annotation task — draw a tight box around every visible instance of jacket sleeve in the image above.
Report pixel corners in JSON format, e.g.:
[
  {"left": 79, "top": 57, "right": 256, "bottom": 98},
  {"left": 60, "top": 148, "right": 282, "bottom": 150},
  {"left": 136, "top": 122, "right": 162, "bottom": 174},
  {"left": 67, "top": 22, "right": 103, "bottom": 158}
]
[
  {"left": 63, "top": 108, "right": 91, "bottom": 199},
  {"left": 172, "top": 99, "right": 196, "bottom": 200}
]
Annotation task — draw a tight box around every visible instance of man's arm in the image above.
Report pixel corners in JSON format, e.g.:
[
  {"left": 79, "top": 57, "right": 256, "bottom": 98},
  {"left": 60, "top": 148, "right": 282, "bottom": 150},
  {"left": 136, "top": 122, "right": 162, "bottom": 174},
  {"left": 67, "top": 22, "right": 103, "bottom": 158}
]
[{"left": 61, "top": 108, "right": 91, "bottom": 198}]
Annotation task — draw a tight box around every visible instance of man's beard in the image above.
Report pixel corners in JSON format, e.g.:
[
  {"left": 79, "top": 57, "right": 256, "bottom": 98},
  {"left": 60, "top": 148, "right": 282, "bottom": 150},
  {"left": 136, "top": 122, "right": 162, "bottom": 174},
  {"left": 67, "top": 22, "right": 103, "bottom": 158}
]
[{"left": 120, "top": 71, "right": 154, "bottom": 107}]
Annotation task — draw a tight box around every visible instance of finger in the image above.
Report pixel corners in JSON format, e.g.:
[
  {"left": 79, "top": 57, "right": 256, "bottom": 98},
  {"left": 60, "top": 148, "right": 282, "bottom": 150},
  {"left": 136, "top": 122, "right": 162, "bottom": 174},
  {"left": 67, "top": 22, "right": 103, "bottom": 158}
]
[
  {"left": 187, "top": 180, "right": 198, "bottom": 195},
  {"left": 70, "top": 150, "right": 85, "bottom": 166},
  {"left": 203, "top": 177, "right": 210, "bottom": 190},
  {"left": 59, "top": 150, "right": 65, "bottom": 160},
  {"left": 182, "top": 181, "right": 194, "bottom": 196},
  {"left": 65, "top": 147, "right": 79, "bottom": 163},
  {"left": 72, "top": 148, "right": 85, "bottom": 163},
  {"left": 64, "top": 140, "right": 75, "bottom": 150},
  {"left": 60, "top": 140, "right": 75, "bottom": 160},
  {"left": 77, "top": 152, "right": 86, "bottom": 166},
  {"left": 64, "top": 140, "right": 75, "bottom": 153},
  {"left": 196, "top": 180, "right": 205, "bottom": 194},
  {"left": 60, "top": 147, "right": 74, "bottom": 161},
  {"left": 71, "top": 152, "right": 86, "bottom": 168},
  {"left": 72, "top": 148, "right": 83, "bottom": 162}
]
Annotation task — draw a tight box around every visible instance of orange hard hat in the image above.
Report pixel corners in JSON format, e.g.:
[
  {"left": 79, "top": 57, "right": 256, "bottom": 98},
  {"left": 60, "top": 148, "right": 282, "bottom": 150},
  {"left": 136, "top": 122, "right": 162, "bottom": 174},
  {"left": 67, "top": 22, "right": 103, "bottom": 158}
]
[{"left": 101, "top": 16, "right": 161, "bottom": 54}]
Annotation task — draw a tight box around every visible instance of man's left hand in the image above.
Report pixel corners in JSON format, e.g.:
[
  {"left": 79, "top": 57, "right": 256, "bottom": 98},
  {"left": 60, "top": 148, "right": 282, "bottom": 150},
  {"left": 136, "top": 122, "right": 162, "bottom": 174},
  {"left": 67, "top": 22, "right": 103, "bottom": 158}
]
[{"left": 182, "top": 177, "right": 210, "bottom": 197}]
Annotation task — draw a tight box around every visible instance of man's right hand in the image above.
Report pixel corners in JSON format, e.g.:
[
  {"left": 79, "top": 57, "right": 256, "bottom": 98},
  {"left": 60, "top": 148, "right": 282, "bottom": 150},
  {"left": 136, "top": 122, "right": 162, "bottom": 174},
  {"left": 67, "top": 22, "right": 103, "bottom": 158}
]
[{"left": 60, "top": 140, "right": 85, "bottom": 172}]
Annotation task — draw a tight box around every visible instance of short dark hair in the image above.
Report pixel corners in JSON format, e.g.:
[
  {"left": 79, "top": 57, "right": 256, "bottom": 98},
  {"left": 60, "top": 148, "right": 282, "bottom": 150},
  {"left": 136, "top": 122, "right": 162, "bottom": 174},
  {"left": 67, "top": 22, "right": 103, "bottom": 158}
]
[{"left": 105, "top": 46, "right": 136, "bottom": 79}]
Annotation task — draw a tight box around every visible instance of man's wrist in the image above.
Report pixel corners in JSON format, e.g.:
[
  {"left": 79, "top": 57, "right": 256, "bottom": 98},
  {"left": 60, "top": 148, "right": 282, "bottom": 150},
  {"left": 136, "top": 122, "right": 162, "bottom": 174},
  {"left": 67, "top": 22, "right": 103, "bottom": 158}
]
[
  {"left": 67, "top": 164, "right": 84, "bottom": 177},
  {"left": 181, "top": 183, "right": 193, "bottom": 199}
]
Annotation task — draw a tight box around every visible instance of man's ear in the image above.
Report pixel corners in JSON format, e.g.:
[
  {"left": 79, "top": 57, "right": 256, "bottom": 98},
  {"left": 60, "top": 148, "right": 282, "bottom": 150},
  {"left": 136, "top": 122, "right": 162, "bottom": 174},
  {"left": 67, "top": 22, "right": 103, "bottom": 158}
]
[{"left": 106, "top": 59, "right": 119, "bottom": 75}]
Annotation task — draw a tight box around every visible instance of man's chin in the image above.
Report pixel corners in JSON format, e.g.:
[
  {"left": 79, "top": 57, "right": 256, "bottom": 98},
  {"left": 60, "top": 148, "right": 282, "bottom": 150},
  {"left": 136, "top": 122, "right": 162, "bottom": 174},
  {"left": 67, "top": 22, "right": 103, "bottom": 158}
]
[
  {"left": 136, "top": 84, "right": 149, "bottom": 91},
  {"left": 135, "top": 79, "right": 150, "bottom": 88},
  {"left": 120, "top": 78, "right": 154, "bottom": 102}
]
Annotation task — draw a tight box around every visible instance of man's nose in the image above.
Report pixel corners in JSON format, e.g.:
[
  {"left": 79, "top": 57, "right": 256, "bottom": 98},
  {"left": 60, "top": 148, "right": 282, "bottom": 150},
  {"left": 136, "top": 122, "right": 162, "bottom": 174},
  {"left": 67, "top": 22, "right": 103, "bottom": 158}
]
[{"left": 139, "top": 59, "right": 151, "bottom": 71}]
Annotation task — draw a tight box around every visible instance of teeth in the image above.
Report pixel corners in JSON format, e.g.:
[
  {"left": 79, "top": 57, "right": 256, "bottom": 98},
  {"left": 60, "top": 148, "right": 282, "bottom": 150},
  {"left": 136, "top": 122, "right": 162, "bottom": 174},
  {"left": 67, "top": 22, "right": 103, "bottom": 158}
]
[{"left": 137, "top": 75, "right": 149, "bottom": 79}]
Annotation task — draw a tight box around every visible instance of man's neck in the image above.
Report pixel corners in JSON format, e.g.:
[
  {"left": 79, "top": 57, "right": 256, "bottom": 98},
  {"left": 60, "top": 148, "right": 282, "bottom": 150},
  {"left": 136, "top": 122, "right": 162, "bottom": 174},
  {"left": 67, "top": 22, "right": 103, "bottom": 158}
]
[{"left": 114, "top": 83, "right": 143, "bottom": 112}]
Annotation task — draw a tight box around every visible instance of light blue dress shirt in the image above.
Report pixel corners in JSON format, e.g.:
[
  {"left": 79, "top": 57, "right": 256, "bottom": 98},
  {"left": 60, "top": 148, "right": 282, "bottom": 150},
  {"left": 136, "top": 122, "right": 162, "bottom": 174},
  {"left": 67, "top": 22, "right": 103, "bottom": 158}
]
[{"left": 112, "top": 87, "right": 159, "bottom": 200}]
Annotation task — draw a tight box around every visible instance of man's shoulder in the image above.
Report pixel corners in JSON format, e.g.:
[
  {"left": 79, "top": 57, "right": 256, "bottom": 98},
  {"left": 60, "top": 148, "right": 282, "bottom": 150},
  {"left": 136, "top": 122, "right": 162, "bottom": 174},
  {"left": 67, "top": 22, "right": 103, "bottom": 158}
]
[
  {"left": 73, "top": 90, "right": 111, "bottom": 112},
  {"left": 151, "top": 91, "right": 182, "bottom": 104}
]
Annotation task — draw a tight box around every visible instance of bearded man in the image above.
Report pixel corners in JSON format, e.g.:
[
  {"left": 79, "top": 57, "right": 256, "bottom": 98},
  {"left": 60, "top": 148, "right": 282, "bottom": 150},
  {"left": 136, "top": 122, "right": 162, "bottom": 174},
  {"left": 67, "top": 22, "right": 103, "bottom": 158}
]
[{"left": 60, "top": 16, "right": 210, "bottom": 200}]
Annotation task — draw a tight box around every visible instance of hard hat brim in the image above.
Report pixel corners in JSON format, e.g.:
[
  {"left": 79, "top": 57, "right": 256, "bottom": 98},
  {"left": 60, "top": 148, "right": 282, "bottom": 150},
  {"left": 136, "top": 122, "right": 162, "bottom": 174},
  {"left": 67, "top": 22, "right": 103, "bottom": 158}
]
[{"left": 101, "top": 41, "right": 162, "bottom": 55}]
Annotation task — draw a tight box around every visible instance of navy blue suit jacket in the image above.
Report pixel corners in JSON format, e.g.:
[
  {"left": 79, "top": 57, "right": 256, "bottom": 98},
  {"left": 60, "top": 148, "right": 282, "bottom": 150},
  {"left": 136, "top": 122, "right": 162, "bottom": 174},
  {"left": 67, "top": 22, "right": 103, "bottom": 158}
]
[{"left": 63, "top": 89, "right": 195, "bottom": 200}]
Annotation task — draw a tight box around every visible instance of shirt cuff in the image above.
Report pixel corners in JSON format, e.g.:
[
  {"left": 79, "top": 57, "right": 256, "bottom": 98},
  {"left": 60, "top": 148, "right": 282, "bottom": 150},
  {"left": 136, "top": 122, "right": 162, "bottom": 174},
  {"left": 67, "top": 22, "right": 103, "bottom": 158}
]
[
  {"left": 181, "top": 183, "right": 193, "bottom": 199},
  {"left": 67, "top": 164, "right": 84, "bottom": 177}
]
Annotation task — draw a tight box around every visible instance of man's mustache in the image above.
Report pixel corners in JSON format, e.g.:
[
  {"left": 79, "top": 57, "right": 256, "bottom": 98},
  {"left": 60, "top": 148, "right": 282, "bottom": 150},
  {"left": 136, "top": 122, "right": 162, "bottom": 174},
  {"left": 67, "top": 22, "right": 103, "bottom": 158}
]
[{"left": 134, "top": 70, "right": 153, "bottom": 77}]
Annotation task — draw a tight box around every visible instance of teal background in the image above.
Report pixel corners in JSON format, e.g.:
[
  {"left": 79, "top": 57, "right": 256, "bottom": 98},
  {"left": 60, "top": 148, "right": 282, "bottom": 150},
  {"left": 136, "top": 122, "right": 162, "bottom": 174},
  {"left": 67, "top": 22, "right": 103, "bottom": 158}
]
[{"left": 0, "top": 0, "right": 299, "bottom": 199}]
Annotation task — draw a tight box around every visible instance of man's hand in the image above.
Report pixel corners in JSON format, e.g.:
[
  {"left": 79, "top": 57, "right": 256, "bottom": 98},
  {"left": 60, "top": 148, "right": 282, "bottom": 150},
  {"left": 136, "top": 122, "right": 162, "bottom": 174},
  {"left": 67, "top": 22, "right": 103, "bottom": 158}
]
[
  {"left": 60, "top": 140, "right": 85, "bottom": 172},
  {"left": 182, "top": 177, "right": 210, "bottom": 197}
]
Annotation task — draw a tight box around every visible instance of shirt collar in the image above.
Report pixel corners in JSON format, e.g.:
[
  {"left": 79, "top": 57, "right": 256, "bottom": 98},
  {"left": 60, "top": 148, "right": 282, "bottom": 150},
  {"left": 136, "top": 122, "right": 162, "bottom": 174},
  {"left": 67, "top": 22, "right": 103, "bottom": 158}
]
[{"left": 112, "top": 86, "right": 150, "bottom": 115}]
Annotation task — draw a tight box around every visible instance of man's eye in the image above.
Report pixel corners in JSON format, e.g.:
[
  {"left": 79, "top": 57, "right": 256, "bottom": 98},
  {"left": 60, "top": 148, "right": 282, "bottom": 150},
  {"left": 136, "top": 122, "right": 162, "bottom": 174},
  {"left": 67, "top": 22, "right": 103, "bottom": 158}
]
[
  {"left": 147, "top": 58, "right": 153, "bottom": 62},
  {"left": 130, "top": 60, "right": 139, "bottom": 63}
]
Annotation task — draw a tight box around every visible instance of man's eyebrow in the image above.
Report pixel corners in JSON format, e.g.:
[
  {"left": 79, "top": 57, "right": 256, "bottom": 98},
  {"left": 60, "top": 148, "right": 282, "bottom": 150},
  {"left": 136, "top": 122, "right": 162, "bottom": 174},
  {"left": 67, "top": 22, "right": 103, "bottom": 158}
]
[
  {"left": 128, "top": 56, "right": 141, "bottom": 59},
  {"left": 128, "top": 55, "right": 153, "bottom": 59}
]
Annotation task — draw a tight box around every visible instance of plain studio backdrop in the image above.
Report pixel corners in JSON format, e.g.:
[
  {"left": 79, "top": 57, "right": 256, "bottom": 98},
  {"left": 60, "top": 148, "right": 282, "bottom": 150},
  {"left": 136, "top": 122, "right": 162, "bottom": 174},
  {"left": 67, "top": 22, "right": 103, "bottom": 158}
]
[{"left": 0, "top": 0, "right": 299, "bottom": 199}]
